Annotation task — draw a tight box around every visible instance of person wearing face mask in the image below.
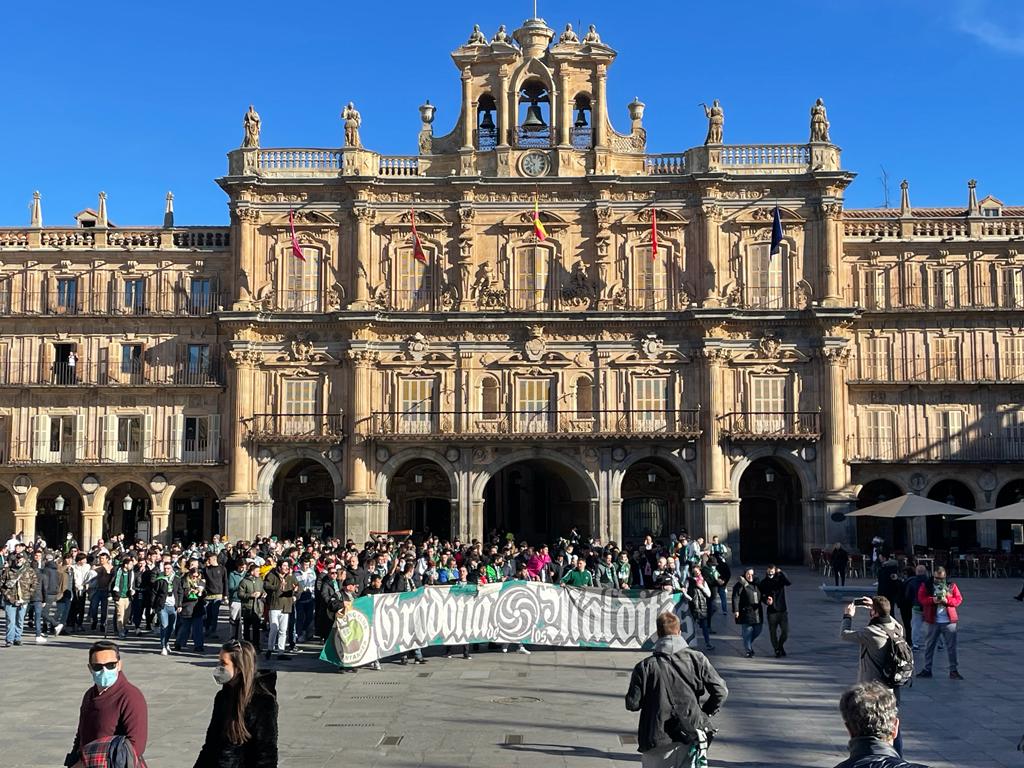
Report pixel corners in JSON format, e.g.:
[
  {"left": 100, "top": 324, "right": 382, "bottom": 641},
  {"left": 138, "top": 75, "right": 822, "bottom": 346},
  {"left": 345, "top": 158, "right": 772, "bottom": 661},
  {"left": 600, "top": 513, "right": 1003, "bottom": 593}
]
[
  {"left": 64, "top": 640, "right": 148, "bottom": 767},
  {"left": 173, "top": 559, "right": 207, "bottom": 654},
  {"left": 193, "top": 640, "right": 278, "bottom": 768}
]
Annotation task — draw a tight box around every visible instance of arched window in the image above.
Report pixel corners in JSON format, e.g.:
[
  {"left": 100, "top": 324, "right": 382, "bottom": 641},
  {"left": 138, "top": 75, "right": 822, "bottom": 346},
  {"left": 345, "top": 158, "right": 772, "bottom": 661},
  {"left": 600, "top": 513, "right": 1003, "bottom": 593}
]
[
  {"left": 571, "top": 94, "right": 592, "bottom": 148},
  {"left": 517, "top": 80, "right": 551, "bottom": 148},
  {"left": 480, "top": 376, "right": 500, "bottom": 415},
  {"left": 575, "top": 376, "right": 593, "bottom": 417},
  {"left": 477, "top": 94, "right": 497, "bottom": 151}
]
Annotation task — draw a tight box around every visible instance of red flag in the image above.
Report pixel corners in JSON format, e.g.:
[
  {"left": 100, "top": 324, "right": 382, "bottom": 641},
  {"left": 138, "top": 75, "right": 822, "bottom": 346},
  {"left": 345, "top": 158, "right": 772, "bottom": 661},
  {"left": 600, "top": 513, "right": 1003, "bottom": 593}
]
[
  {"left": 411, "top": 207, "right": 427, "bottom": 263},
  {"left": 651, "top": 207, "right": 658, "bottom": 259},
  {"left": 288, "top": 209, "right": 306, "bottom": 262}
]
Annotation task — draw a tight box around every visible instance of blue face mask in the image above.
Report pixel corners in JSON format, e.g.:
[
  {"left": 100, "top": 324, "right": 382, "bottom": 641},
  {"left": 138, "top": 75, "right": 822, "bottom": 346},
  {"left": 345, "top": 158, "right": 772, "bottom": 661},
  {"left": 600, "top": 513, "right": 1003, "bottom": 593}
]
[{"left": 91, "top": 667, "right": 119, "bottom": 689}]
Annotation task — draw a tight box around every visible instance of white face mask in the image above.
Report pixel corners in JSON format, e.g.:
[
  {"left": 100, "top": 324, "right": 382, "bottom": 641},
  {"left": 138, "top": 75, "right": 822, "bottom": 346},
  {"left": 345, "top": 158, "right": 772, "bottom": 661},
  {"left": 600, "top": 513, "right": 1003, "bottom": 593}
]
[{"left": 212, "top": 665, "right": 234, "bottom": 685}]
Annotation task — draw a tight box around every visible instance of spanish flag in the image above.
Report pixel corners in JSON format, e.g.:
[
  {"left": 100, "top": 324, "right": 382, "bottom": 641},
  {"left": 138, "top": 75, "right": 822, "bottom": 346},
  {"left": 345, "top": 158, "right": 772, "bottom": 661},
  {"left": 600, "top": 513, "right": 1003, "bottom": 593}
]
[
  {"left": 411, "top": 207, "right": 427, "bottom": 263},
  {"left": 533, "top": 196, "right": 548, "bottom": 242}
]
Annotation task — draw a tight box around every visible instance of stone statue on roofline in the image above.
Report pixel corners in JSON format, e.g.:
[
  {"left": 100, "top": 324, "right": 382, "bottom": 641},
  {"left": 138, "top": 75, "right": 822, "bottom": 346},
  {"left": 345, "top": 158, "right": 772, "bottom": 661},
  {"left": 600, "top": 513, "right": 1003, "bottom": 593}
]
[
  {"left": 702, "top": 99, "right": 724, "bottom": 145},
  {"left": 583, "top": 24, "right": 601, "bottom": 44},
  {"left": 242, "top": 104, "right": 261, "bottom": 148},
  {"left": 467, "top": 24, "right": 487, "bottom": 45},
  {"left": 559, "top": 23, "right": 579, "bottom": 43},
  {"left": 492, "top": 25, "right": 509, "bottom": 43},
  {"left": 810, "top": 98, "right": 830, "bottom": 143},
  {"left": 342, "top": 102, "right": 361, "bottom": 148}
]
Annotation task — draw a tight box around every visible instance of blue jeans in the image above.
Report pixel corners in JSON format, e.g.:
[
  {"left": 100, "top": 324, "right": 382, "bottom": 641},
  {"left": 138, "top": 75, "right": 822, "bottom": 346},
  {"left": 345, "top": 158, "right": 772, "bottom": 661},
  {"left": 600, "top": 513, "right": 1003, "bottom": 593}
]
[
  {"left": 89, "top": 589, "right": 110, "bottom": 626},
  {"left": 175, "top": 612, "right": 204, "bottom": 651},
  {"left": 30, "top": 600, "right": 43, "bottom": 634},
  {"left": 203, "top": 599, "right": 222, "bottom": 636},
  {"left": 695, "top": 614, "right": 712, "bottom": 646},
  {"left": 923, "top": 621, "right": 958, "bottom": 673},
  {"left": 4, "top": 603, "right": 27, "bottom": 644},
  {"left": 741, "top": 622, "right": 763, "bottom": 653},
  {"left": 294, "top": 595, "right": 314, "bottom": 641},
  {"left": 892, "top": 686, "right": 903, "bottom": 756},
  {"left": 716, "top": 585, "right": 728, "bottom": 615},
  {"left": 158, "top": 604, "right": 176, "bottom": 648}
]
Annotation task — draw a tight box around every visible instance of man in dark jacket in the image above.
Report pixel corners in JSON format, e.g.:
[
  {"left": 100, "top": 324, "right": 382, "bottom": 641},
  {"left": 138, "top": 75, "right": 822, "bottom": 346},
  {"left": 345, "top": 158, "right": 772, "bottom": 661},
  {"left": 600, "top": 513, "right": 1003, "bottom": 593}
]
[
  {"left": 626, "top": 611, "right": 728, "bottom": 767},
  {"left": 262, "top": 559, "right": 298, "bottom": 661},
  {"left": 732, "top": 567, "right": 763, "bottom": 658},
  {"left": 834, "top": 682, "right": 929, "bottom": 768},
  {"left": 876, "top": 554, "right": 903, "bottom": 607},
  {"left": 202, "top": 552, "right": 227, "bottom": 639},
  {"left": 902, "top": 565, "right": 927, "bottom": 650},
  {"left": 759, "top": 564, "right": 791, "bottom": 658},
  {"left": 34, "top": 552, "right": 61, "bottom": 641}
]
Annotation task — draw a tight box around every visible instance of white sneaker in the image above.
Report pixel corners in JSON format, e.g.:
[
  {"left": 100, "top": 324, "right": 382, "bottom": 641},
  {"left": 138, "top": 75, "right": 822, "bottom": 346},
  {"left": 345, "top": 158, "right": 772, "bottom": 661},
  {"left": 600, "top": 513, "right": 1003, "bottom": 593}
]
[
  {"left": 35, "top": 635, "right": 47, "bottom": 644},
  {"left": 54, "top": 624, "right": 64, "bottom": 636},
  {"left": 161, "top": 646, "right": 169, "bottom": 656},
  {"left": 501, "top": 647, "right": 509, "bottom": 653},
  {"left": 516, "top": 646, "right": 531, "bottom": 655}
]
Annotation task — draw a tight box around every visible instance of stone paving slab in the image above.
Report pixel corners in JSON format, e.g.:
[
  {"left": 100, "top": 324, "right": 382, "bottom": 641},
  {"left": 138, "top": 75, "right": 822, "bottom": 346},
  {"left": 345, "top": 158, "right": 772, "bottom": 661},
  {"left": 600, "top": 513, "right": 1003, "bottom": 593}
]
[{"left": 1, "top": 570, "right": 1021, "bottom": 767}]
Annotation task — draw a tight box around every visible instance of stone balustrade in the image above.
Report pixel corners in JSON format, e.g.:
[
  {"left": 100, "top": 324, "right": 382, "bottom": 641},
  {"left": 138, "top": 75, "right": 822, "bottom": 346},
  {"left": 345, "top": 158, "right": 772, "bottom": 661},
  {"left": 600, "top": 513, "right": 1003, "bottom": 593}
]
[
  {"left": 257, "top": 148, "right": 341, "bottom": 171},
  {"left": 644, "top": 153, "right": 686, "bottom": 175},
  {"left": 378, "top": 156, "right": 421, "bottom": 176},
  {"left": 0, "top": 226, "right": 230, "bottom": 251},
  {"left": 719, "top": 144, "right": 810, "bottom": 168},
  {"left": 844, "top": 219, "right": 901, "bottom": 238}
]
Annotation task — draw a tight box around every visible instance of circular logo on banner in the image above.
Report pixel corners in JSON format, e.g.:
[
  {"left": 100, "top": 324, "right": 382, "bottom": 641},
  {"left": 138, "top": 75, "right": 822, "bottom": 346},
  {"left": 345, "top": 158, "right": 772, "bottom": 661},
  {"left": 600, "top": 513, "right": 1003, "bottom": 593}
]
[{"left": 334, "top": 610, "right": 371, "bottom": 667}]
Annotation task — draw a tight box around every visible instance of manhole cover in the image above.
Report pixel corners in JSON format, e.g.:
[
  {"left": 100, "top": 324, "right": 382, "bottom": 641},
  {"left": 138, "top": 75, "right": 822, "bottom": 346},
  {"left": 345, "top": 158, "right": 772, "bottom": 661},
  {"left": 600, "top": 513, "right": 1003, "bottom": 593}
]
[{"left": 492, "top": 696, "right": 543, "bottom": 705}]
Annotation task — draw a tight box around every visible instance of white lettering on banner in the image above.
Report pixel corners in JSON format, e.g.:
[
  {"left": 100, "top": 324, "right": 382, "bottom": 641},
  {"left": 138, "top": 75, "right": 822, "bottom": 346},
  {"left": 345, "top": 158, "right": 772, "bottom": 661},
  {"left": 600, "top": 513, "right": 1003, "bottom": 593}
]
[{"left": 321, "top": 581, "right": 695, "bottom": 667}]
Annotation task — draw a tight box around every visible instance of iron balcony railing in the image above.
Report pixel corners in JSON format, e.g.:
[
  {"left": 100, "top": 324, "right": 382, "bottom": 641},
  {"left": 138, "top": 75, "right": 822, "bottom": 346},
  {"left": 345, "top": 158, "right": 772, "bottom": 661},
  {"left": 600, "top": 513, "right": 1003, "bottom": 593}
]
[
  {"left": 847, "top": 436, "right": 1024, "bottom": 464},
  {"left": 719, "top": 411, "right": 821, "bottom": 440},
  {"left": 0, "top": 290, "right": 226, "bottom": 317},
  {"left": 369, "top": 409, "right": 701, "bottom": 440},
  {"left": 246, "top": 413, "right": 345, "bottom": 442},
  {"left": 844, "top": 282, "right": 1024, "bottom": 312},
  {"left": 3, "top": 439, "right": 221, "bottom": 466},
  {"left": 0, "top": 359, "right": 223, "bottom": 387},
  {"left": 848, "top": 355, "right": 1024, "bottom": 384}
]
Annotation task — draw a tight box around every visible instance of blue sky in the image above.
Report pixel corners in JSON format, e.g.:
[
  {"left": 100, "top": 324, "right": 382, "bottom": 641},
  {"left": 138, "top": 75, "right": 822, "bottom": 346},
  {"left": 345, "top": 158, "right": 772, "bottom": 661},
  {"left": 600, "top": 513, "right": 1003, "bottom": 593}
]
[{"left": 2, "top": 0, "right": 1022, "bottom": 225}]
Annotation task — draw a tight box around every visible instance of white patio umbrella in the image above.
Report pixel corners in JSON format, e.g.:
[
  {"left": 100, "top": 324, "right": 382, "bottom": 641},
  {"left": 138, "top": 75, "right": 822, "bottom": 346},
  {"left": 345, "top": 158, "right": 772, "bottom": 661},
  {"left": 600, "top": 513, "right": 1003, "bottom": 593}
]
[
  {"left": 958, "top": 502, "right": 1024, "bottom": 522},
  {"left": 845, "top": 494, "right": 971, "bottom": 519}
]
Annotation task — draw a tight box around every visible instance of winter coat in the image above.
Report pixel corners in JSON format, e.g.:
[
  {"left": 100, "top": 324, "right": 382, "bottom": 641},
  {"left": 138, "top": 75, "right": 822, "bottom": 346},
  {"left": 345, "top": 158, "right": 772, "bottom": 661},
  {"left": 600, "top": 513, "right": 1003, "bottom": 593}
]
[
  {"left": 203, "top": 564, "right": 228, "bottom": 598},
  {"left": 686, "top": 577, "right": 713, "bottom": 621},
  {"left": 236, "top": 576, "right": 264, "bottom": 616},
  {"left": 227, "top": 570, "right": 244, "bottom": 602},
  {"left": 320, "top": 579, "right": 344, "bottom": 615},
  {"left": 840, "top": 615, "right": 904, "bottom": 686},
  {"left": 833, "top": 737, "right": 930, "bottom": 768},
  {"left": 876, "top": 560, "right": 903, "bottom": 604},
  {"left": 731, "top": 578, "right": 763, "bottom": 625},
  {"left": 193, "top": 671, "right": 278, "bottom": 768},
  {"left": 830, "top": 546, "right": 850, "bottom": 569},
  {"left": 152, "top": 575, "right": 175, "bottom": 610},
  {"left": 174, "top": 574, "right": 207, "bottom": 619},
  {"left": 625, "top": 634, "right": 729, "bottom": 753},
  {"left": 759, "top": 572, "right": 791, "bottom": 614},
  {"left": 262, "top": 571, "right": 298, "bottom": 613},
  {"left": 918, "top": 578, "right": 962, "bottom": 624},
  {"left": 36, "top": 563, "right": 61, "bottom": 601},
  {"left": 1, "top": 563, "right": 39, "bottom": 604},
  {"left": 902, "top": 575, "right": 926, "bottom": 609}
]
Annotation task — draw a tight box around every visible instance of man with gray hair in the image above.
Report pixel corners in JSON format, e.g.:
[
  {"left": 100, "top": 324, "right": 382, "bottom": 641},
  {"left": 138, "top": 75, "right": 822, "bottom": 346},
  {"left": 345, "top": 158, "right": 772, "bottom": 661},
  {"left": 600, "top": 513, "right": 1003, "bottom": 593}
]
[{"left": 834, "top": 683, "right": 929, "bottom": 767}]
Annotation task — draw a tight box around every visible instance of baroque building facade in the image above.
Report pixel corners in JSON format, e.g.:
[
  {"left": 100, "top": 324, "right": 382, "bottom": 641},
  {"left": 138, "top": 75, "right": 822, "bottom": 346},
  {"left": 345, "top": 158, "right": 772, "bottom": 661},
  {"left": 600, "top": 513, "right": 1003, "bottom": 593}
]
[{"left": 1, "top": 17, "right": 1021, "bottom": 561}]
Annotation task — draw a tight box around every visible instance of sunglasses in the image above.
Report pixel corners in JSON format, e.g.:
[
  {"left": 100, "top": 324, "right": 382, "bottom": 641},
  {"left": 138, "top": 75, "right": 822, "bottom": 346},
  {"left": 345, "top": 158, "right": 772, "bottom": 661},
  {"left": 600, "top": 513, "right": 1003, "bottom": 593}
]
[{"left": 88, "top": 661, "right": 118, "bottom": 672}]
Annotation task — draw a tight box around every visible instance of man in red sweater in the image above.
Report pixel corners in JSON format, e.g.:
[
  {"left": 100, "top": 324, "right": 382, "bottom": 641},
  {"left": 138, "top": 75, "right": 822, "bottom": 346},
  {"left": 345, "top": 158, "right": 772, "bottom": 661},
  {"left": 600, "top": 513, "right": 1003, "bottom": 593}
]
[
  {"left": 916, "top": 566, "right": 964, "bottom": 680},
  {"left": 64, "top": 640, "right": 148, "bottom": 766}
]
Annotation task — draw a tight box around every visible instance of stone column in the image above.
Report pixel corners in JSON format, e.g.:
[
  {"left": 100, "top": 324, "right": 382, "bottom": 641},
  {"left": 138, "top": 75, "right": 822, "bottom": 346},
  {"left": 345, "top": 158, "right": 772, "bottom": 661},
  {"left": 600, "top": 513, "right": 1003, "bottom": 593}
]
[
  {"left": 497, "top": 69, "right": 510, "bottom": 147},
  {"left": 348, "top": 351, "right": 376, "bottom": 495},
  {"left": 83, "top": 513, "right": 104, "bottom": 549},
  {"left": 461, "top": 67, "right": 474, "bottom": 149},
  {"left": 150, "top": 508, "right": 170, "bottom": 544},
  {"left": 227, "top": 350, "right": 258, "bottom": 498},
  {"left": 702, "top": 348, "right": 729, "bottom": 494},
  {"left": 821, "top": 202, "right": 843, "bottom": 306},
  {"left": 234, "top": 207, "right": 260, "bottom": 307},
  {"left": 701, "top": 203, "right": 723, "bottom": 305},
  {"left": 558, "top": 72, "right": 571, "bottom": 146},
  {"left": 593, "top": 65, "right": 608, "bottom": 147},
  {"left": 14, "top": 508, "right": 36, "bottom": 542},
  {"left": 352, "top": 206, "right": 375, "bottom": 308},
  {"left": 821, "top": 346, "right": 851, "bottom": 492}
]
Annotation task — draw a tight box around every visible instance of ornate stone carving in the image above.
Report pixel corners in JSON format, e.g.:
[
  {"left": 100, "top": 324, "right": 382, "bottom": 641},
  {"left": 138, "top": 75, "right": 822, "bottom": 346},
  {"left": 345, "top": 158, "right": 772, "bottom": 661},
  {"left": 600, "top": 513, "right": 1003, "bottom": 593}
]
[
  {"left": 228, "top": 349, "right": 264, "bottom": 368},
  {"left": 523, "top": 325, "right": 546, "bottom": 362},
  {"left": 809, "top": 98, "right": 830, "bottom": 143},
  {"left": 822, "top": 346, "right": 851, "bottom": 365},
  {"left": 466, "top": 24, "right": 487, "bottom": 45},
  {"left": 290, "top": 336, "right": 316, "bottom": 362},
  {"left": 795, "top": 279, "right": 813, "bottom": 309},
  {"left": 491, "top": 25, "right": 508, "bottom": 43},
  {"left": 702, "top": 347, "right": 732, "bottom": 364},
  {"left": 342, "top": 102, "right": 362, "bottom": 147},
  {"left": 558, "top": 23, "right": 579, "bottom": 43},
  {"left": 758, "top": 333, "right": 782, "bottom": 358},
  {"left": 560, "top": 259, "right": 593, "bottom": 309},
  {"left": 403, "top": 332, "right": 430, "bottom": 361},
  {"left": 583, "top": 24, "right": 602, "bottom": 44},
  {"left": 640, "top": 333, "right": 664, "bottom": 360},
  {"left": 236, "top": 207, "right": 261, "bottom": 224},
  {"left": 348, "top": 349, "right": 379, "bottom": 367},
  {"left": 242, "top": 104, "right": 261, "bottom": 148},
  {"left": 471, "top": 263, "right": 508, "bottom": 310},
  {"left": 327, "top": 283, "right": 345, "bottom": 310},
  {"left": 702, "top": 100, "right": 724, "bottom": 145}
]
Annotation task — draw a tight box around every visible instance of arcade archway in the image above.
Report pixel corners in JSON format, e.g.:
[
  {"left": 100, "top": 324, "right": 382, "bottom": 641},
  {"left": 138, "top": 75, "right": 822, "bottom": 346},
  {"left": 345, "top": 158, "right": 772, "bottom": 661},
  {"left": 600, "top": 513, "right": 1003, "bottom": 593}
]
[
  {"left": 171, "top": 481, "right": 220, "bottom": 544},
  {"left": 483, "top": 458, "right": 593, "bottom": 545},
  {"left": 996, "top": 479, "right": 1024, "bottom": 550},
  {"left": 37, "top": 482, "right": 84, "bottom": 546},
  {"left": 0, "top": 484, "right": 15, "bottom": 540},
  {"left": 387, "top": 460, "right": 453, "bottom": 541},
  {"left": 856, "top": 479, "right": 907, "bottom": 554},
  {"left": 738, "top": 458, "right": 803, "bottom": 564},
  {"left": 620, "top": 458, "right": 687, "bottom": 543},
  {"left": 270, "top": 460, "right": 334, "bottom": 540},
  {"left": 925, "top": 479, "right": 976, "bottom": 551},
  {"left": 104, "top": 482, "right": 151, "bottom": 542}
]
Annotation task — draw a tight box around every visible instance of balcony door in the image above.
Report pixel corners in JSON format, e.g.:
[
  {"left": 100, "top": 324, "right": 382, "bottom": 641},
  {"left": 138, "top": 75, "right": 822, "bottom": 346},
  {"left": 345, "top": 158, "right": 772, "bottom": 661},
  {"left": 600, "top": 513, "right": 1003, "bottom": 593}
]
[
  {"left": 398, "top": 378, "right": 435, "bottom": 434},
  {"left": 281, "top": 379, "right": 318, "bottom": 436},
  {"left": 863, "top": 409, "right": 894, "bottom": 460},
  {"left": 746, "top": 244, "right": 785, "bottom": 309},
  {"left": 633, "top": 377, "right": 668, "bottom": 431},
  {"left": 631, "top": 247, "right": 667, "bottom": 310},
  {"left": 514, "top": 246, "right": 550, "bottom": 311},
  {"left": 932, "top": 409, "right": 964, "bottom": 461},
  {"left": 283, "top": 248, "right": 319, "bottom": 311},
  {"left": 750, "top": 376, "right": 786, "bottom": 433},
  {"left": 516, "top": 378, "right": 552, "bottom": 433}
]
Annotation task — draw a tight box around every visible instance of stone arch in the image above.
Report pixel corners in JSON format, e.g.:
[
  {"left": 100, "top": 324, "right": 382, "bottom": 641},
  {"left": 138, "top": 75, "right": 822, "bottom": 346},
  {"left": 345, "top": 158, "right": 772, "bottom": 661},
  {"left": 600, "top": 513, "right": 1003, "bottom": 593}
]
[
  {"left": 256, "top": 447, "right": 345, "bottom": 503},
  {"left": 728, "top": 448, "right": 816, "bottom": 499},
  {"left": 0, "top": 482, "right": 16, "bottom": 540},
  {"left": 157, "top": 474, "right": 226, "bottom": 510},
  {"left": 93, "top": 473, "right": 156, "bottom": 515},
  {"left": 471, "top": 447, "right": 598, "bottom": 501},
  {"left": 375, "top": 447, "right": 458, "bottom": 502},
  {"left": 611, "top": 448, "right": 699, "bottom": 495}
]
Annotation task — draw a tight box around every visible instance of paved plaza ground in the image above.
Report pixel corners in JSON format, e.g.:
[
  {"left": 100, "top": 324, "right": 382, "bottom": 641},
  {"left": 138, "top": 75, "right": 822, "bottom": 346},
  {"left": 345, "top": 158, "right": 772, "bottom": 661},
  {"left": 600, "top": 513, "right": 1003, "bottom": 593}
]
[{"left": 2, "top": 569, "right": 1022, "bottom": 768}]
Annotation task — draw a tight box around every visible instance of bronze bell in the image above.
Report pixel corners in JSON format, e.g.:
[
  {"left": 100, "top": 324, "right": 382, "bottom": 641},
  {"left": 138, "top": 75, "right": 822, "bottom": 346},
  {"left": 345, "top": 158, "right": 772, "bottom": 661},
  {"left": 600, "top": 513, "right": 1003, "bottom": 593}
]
[
  {"left": 479, "top": 109, "right": 496, "bottom": 131},
  {"left": 522, "top": 103, "right": 547, "bottom": 131},
  {"left": 574, "top": 108, "right": 588, "bottom": 128}
]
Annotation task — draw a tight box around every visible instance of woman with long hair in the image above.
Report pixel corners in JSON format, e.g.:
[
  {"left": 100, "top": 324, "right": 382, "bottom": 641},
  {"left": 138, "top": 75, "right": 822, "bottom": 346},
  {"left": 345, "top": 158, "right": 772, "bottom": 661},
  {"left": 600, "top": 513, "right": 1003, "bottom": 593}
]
[{"left": 193, "top": 640, "right": 278, "bottom": 768}]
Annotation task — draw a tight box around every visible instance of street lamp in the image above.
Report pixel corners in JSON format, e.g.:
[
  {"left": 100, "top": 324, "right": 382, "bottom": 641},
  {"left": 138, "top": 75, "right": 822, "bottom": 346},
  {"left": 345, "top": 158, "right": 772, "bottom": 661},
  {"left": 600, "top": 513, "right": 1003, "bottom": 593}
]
[
  {"left": 765, "top": 467, "right": 776, "bottom": 483},
  {"left": 298, "top": 470, "right": 309, "bottom": 485},
  {"left": 122, "top": 494, "right": 134, "bottom": 512},
  {"left": 414, "top": 472, "right": 423, "bottom": 484},
  {"left": 647, "top": 471, "right": 657, "bottom": 484},
  {"left": 190, "top": 497, "right": 201, "bottom": 511},
  {"left": 54, "top": 494, "right": 65, "bottom": 512}
]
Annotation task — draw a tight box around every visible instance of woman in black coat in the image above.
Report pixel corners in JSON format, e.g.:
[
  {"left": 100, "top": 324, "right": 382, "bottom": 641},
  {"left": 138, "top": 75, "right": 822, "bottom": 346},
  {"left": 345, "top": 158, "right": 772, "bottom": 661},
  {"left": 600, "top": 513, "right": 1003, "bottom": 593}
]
[{"left": 194, "top": 640, "right": 278, "bottom": 768}]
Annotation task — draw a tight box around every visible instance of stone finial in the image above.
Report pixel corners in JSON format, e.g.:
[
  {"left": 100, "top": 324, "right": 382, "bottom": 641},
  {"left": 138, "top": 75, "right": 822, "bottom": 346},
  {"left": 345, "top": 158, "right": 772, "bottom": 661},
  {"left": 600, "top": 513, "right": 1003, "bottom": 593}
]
[
  {"left": 967, "top": 179, "right": 979, "bottom": 216},
  {"left": 899, "top": 180, "right": 911, "bottom": 216},
  {"left": 30, "top": 191, "right": 42, "bottom": 228},
  {"left": 98, "top": 192, "right": 108, "bottom": 228},
  {"left": 164, "top": 191, "right": 175, "bottom": 228}
]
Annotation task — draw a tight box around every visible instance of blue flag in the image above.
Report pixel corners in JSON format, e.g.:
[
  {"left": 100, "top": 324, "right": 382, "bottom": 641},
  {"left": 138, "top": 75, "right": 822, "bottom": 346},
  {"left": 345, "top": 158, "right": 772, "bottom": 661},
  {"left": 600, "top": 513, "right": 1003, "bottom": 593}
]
[{"left": 769, "top": 205, "right": 783, "bottom": 256}]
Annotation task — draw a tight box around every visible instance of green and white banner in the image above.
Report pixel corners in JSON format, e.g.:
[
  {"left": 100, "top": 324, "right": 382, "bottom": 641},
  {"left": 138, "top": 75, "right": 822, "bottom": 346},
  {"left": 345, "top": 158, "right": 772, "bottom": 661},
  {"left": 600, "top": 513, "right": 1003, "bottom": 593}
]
[{"left": 320, "top": 581, "right": 693, "bottom": 668}]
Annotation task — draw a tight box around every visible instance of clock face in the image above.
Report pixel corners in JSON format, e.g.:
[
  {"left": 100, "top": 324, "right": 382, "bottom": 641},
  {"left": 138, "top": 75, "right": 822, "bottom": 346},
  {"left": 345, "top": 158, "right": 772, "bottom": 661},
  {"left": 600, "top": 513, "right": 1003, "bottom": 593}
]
[{"left": 520, "top": 151, "right": 550, "bottom": 177}]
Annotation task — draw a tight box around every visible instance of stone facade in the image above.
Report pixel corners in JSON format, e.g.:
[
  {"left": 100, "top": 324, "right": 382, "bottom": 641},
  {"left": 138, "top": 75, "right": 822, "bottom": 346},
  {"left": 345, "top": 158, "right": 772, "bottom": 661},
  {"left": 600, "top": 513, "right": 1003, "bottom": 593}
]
[{"left": 1, "top": 17, "right": 1020, "bottom": 561}]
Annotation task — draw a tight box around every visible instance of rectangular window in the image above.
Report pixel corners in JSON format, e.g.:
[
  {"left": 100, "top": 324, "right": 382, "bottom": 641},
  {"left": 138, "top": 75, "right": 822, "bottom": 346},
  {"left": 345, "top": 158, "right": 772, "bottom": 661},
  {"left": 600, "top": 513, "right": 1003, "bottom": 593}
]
[
  {"left": 1002, "top": 337, "right": 1024, "bottom": 382},
  {"left": 863, "top": 268, "right": 887, "bottom": 310},
  {"left": 283, "top": 249, "right": 319, "bottom": 311},
  {"left": 55, "top": 278, "right": 78, "bottom": 314},
  {"left": 396, "top": 253, "right": 432, "bottom": 311},
  {"left": 180, "top": 344, "right": 210, "bottom": 385},
  {"left": 863, "top": 410, "right": 894, "bottom": 460},
  {"left": 189, "top": 278, "right": 213, "bottom": 314},
  {"left": 398, "top": 378, "right": 435, "bottom": 434},
  {"left": 123, "top": 278, "right": 146, "bottom": 315},
  {"left": 930, "top": 268, "right": 955, "bottom": 309},
  {"left": 516, "top": 378, "right": 552, "bottom": 433},
  {"left": 1002, "top": 268, "right": 1024, "bottom": 309},
  {"left": 184, "top": 415, "right": 209, "bottom": 458},
  {"left": 862, "top": 337, "right": 891, "bottom": 380},
  {"left": 933, "top": 409, "right": 964, "bottom": 460},
  {"left": 121, "top": 344, "right": 143, "bottom": 383},
  {"left": 47, "top": 415, "right": 77, "bottom": 462},
  {"left": 117, "top": 416, "right": 143, "bottom": 459},
  {"left": 281, "top": 379, "right": 318, "bottom": 435},
  {"left": 632, "top": 247, "right": 667, "bottom": 310},
  {"left": 930, "top": 337, "right": 959, "bottom": 381},
  {"left": 515, "top": 247, "right": 550, "bottom": 311},
  {"left": 747, "top": 244, "right": 785, "bottom": 309},
  {"left": 633, "top": 377, "right": 668, "bottom": 431},
  {"left": 1001, "top": 407, "right": 1024, "bottom": 461},
  {"left": 750, "top": 376, "right": 786, "bottom": 433}
]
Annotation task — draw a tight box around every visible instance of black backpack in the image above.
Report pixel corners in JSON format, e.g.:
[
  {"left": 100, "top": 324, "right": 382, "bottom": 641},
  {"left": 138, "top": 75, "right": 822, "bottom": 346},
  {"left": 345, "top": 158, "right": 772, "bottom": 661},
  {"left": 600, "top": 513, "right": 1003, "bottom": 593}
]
[{"left": 864, "top": 625, "right": 914, "bottom": 688}]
